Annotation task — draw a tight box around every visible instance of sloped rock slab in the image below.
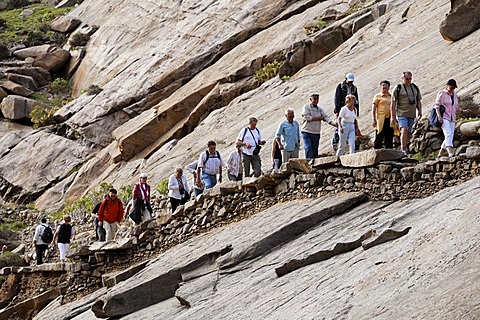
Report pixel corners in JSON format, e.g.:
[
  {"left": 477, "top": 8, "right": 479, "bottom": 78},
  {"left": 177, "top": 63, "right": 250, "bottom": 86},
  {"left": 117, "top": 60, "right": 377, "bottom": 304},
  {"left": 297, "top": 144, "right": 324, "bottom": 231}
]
[
  {"left": 102, "top": 260, "right": 149, "bottom": 288},
  {"left": 0, "top": 288, "right": 61, "bottom": 320},
  {"left": 311, "top": 155, "right": 339, "bottom": 168},
  {"left": 340, "top": 149, "right": 405, "bottom": 167},
  {"left": 34, "top": 288, "right": 108, "bottom": 320}
]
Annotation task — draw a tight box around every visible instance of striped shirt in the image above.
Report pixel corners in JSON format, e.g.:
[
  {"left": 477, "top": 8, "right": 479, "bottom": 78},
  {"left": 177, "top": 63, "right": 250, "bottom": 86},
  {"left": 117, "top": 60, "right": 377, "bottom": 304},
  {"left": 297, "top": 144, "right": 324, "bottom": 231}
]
[
  {"left": 197, "top": 150, "right": 223, "bottom": 175},
  {"left": 226, "top": 150, "right": 242, "bottom": 177}
]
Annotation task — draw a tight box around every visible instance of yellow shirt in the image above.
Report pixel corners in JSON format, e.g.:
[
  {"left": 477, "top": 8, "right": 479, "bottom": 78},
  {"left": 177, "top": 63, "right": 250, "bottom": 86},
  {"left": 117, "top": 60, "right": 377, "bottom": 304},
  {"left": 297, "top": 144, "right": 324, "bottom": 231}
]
[{"left": 372, "top": 92, "right": 391, "bottom": 132}]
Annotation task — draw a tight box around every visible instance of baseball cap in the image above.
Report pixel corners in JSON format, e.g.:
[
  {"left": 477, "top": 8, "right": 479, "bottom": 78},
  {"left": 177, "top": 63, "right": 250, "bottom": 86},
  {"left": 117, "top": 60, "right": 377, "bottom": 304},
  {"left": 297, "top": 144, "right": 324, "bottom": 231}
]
[{"left": 346, "top": 73, "right": 355, "bottom": 82}]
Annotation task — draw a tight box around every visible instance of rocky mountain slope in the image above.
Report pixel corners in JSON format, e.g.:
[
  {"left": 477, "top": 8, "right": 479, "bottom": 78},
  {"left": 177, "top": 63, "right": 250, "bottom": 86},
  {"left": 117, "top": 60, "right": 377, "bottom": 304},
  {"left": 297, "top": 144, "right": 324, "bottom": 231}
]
[
  {"left": 33, "top": 176, "right": 480, "bottom": 319},
  {"left": 0, "top": 0, "right": 479, "bottom": 318},
  {"left": 0, "top": 0, "right": 478, "bottom": 212}
]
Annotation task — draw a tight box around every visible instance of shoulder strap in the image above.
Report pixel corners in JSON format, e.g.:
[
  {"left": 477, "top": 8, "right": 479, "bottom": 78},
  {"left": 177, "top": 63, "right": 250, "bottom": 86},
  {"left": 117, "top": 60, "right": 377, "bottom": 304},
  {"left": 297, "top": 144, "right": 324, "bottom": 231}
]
[
  {"left": 240, "top": 127, "right": 248, "bottom": 142},
  {"left": 248, "top": 128, "right": 258, "bottom": 146},
  {"left": 411, "top": 83, "right": 419, "bottom": 100},
  {"left": 216, "top": 150, "right": 221, "bottom": 160}
]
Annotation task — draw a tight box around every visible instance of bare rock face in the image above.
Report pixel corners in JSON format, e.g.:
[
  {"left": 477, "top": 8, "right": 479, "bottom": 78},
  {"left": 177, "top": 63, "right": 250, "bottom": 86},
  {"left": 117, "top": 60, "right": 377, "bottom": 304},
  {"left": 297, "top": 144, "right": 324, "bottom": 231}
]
[
  {"left": 0, "top": 130, "right": 90, "bottom": 203},
  {"left": 33, "top": 49, "right": 71, "bottom": 72},
  {"left": 1, "top": 81, "right": 33, "bottom": 97},
  {"left": 0, "top": 95, "right": 50, "bottom": 120},
  {"left": 12, "top": 45, "right": 55, "bottom": 60},
  {"left": 440, "top": 0, "right": 480, "bottom": 41},
  {"left": 35, "top": 178, "right": 480, "bottom": 319},
  {"left": 50, "top": 16, "right": 81, "bottom": 33},
  {"left": 6, "top": 73, "right": 38, "bottom": 91},
  {"left": 4, "top": 67, "right": 51, "bottom": 87}
]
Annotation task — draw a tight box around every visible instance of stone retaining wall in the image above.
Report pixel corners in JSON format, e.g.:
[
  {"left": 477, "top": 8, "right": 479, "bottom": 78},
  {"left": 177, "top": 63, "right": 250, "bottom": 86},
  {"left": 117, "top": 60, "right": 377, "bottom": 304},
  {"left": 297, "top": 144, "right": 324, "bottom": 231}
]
[{"left": 4, "top": 143, "right": 479, "bottom": 303}]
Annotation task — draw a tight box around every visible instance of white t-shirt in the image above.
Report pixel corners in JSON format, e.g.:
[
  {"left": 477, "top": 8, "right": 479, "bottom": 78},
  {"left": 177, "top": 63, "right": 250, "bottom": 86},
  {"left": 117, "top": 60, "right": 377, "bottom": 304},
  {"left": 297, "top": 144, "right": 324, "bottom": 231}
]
[
  {"left": 237, "top": 127, "right": 262, "bottom": 156},
  {"left": 339, "top": 106, "right": 357, "bottom": 124}
]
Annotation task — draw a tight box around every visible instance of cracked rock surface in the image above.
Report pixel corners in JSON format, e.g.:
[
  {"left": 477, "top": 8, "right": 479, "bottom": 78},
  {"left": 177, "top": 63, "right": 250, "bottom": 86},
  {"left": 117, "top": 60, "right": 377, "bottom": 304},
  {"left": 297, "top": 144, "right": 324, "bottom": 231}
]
[{"left": 36, "top": 177, "right": 480, "bottom": 319}]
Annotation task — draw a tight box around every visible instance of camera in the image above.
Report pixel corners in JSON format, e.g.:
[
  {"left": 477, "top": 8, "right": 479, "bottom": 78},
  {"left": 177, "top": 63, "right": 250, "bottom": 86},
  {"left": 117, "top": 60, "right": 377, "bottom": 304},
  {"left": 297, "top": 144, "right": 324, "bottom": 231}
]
[{"left": 408, "top": 98, "right": 416, "bottom": 105}]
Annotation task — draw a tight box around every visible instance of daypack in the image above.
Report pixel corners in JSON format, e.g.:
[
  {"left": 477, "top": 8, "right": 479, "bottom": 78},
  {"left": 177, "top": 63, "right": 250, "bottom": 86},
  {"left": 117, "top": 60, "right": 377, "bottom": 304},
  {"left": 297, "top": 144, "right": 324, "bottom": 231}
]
[
  {"left": 40, "top": 225, "right": 53, "bottom": 244},
  {"left": 203, "top": 150, "right": 221, "bottom": 166}
]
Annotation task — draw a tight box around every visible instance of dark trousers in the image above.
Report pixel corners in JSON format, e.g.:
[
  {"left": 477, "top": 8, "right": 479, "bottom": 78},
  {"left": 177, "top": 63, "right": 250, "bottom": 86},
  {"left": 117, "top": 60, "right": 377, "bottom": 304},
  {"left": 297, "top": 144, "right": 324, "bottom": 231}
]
[
  {"left": 374, "top": 117, "right": 394, "bottom": 149},
  {"left": 170, "top": 195, "right": 189, "bottom": 213},
  {"left": 302, "top": 132, "right": 320, "bottom": 158},
  {"left": 35, "top": 244, "right": 48, "bottom": 265}
]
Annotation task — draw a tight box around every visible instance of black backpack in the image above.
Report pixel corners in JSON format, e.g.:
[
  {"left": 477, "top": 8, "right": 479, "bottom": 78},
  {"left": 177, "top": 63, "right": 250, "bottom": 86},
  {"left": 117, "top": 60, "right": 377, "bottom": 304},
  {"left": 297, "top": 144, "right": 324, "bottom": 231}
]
[
  {"left": 40, "top": 225, "right": 53, "bottom": 244},
  {"left": 203, "top": 150, "right": 221, "bottom": 166}
]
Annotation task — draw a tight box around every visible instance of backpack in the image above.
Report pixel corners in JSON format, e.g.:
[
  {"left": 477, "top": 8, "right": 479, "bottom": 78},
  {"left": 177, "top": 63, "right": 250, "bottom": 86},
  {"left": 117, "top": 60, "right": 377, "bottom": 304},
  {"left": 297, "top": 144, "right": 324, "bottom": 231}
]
[
  {"left": 40, "top": 225, "right": 53, "bottom": 244},
  {"left": 203, "top": 150, "right": 222, "bottom": 166}
]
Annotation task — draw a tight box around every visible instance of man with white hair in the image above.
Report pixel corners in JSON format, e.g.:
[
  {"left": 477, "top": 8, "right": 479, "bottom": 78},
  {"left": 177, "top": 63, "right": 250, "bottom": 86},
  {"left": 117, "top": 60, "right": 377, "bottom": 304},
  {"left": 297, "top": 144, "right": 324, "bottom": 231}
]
[{"left": 275, "top": 108, "right": 301, "bottom": 163}]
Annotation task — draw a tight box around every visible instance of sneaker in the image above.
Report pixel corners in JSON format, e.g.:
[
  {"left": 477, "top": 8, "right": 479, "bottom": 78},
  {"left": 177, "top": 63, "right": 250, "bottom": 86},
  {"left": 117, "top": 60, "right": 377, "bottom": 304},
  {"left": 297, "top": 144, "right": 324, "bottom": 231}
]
[
  {"left": 332, "top": 143, "right": 338, "bottom": 151},
  {"left": 401, "top": 148, "right": 408, "bottom": 156}
]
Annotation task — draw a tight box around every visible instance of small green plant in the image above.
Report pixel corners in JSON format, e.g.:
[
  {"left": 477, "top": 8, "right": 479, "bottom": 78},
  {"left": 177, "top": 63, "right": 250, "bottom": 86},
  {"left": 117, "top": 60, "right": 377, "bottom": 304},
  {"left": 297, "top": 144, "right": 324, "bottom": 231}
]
[
  {"left": 316, "top": 20, "right": 327, "bottom": 28},
  {"left": 0, "top": 4, "right": 71, "bottom": 46},
  {"left": 254, "top": 60, "right": 283, "bottom": 84},
  {"left": 50, "top": 78, "right": 72, "bottom": 97},
  {"left": 26, "top": 202, "right": 36, "bottom": 210},
  {"left": 156, "top": 179, "right": 169, "bottom": 195},
  {"left": 30, "top": 105, "right": 61, "bottom": 129},
  {"left": 0, "top": 220, "right": 27, "bottom": 232},
  {"left": 86, "top": 84, "right": 103, "bottom": 95},
  {"left": 118, "top": 184, "right": 133, "bottom": 203},
  {"left": 0, "top": 251, "right": 27, "bottom": 268},
  {"left": 30, "top": 92, "right": 64, "bottom": 109},
  {"left": 281, "top": 75, "right": 291, "bottom": 81},
  {"left": 69, "top": 32, "right": 90, "bottom": 47}
]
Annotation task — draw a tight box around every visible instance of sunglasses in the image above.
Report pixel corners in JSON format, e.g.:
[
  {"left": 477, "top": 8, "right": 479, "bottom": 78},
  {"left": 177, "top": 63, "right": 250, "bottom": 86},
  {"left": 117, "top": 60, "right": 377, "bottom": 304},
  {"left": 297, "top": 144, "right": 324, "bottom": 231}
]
[{"left": 404, "top": 77, "right": 412, "bottom": 80}]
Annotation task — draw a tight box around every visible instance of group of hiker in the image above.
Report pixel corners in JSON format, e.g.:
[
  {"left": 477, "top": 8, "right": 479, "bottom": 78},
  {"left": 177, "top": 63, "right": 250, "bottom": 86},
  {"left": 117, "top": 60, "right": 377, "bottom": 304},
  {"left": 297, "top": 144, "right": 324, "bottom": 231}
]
[
  {"left": 166, "top": 72, "right": 471, "bottom": 211},
  {"left": 32, "top": 71, "right": 471, "bottom": 264},
  {"left": 32, "top": 173, "right": 153, "bottom": 265}
]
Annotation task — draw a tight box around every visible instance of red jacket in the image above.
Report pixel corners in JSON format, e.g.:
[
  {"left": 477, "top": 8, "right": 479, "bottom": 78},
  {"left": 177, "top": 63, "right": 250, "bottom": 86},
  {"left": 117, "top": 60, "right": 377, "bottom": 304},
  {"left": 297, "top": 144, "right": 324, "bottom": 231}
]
[
  {"left": 98, "top": 197, "right": 124, "bottom": 223},
  {"left": 133, "top": 183, "right": 151, "bottom": 203}
]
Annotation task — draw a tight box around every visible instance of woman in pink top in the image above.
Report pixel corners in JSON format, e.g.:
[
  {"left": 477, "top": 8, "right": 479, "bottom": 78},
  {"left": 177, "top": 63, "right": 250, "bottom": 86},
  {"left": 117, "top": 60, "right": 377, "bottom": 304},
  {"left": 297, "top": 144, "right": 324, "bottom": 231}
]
[{"left": 435, "top": 79, "right": 471, "bottom": 158}]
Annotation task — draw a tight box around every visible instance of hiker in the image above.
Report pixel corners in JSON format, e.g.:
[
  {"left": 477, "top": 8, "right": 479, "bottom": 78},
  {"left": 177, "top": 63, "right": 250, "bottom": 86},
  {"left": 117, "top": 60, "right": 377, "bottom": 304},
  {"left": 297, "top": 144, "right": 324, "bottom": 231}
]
[
  {"left": 130, "top": 173, "right": 153, "bottom": 224},
  {"left": 336, "top": 94, "right": 360, "bottom": 156},
  {"left": 32, "top": 217, "right": 51, "bottom": 265},
  {"left": 390, "top": 71, "right": 422, "bottom": 155},
  {"left": 301, "top": 93, "right": 337, "bottom": 159},
  {"left": 92, "top": 194, "right": 107, "bottom": 241},
  {"left": 226, "top": 144, "right": 243, "bottom": 181},
  {"left": 372, "top": 80, "right": 394, "bottom": 149},
  {"left": 275, "top": 108, "right": 301, "bottom": 163},
  {"left": 98, "top": 189, "right": 124, "bottom": 241},
  {"left": 196, "top": 140, "right": 223, "bottom": 190},
  {"left": 271, "top": 138, "right": 282, "bottom": 173},
  {"left": 53, "top": 215, "right": 75, "bottom": 263},
  {"left": 435, "top": 79, "right": 471, "bottom": 158},
  {"left": 168, "top": 167, "right": 191, "bottom": 213},
  {"left": 236, "top": 117, "right": 266, "bottom": 178},
  {"left": 185, "top": 160, "right": 204, "bottom": 198},
  {"left": 333, "top": 73, "right": 359, "bottom": 151}
]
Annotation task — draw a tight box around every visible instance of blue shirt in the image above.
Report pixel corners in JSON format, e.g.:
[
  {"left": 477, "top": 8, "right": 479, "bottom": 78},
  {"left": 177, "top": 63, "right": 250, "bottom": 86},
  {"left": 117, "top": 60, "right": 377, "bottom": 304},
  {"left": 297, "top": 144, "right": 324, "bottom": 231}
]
[{"left": 275, "top": 120, "right": 300, "bottom": 152}]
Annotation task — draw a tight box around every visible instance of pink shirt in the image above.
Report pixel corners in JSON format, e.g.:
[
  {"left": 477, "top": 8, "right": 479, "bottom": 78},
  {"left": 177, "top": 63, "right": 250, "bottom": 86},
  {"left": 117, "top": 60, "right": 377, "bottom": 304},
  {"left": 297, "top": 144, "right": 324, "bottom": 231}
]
[{"left": 435, "top": 89, "right": 459, "bottom": 122}]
